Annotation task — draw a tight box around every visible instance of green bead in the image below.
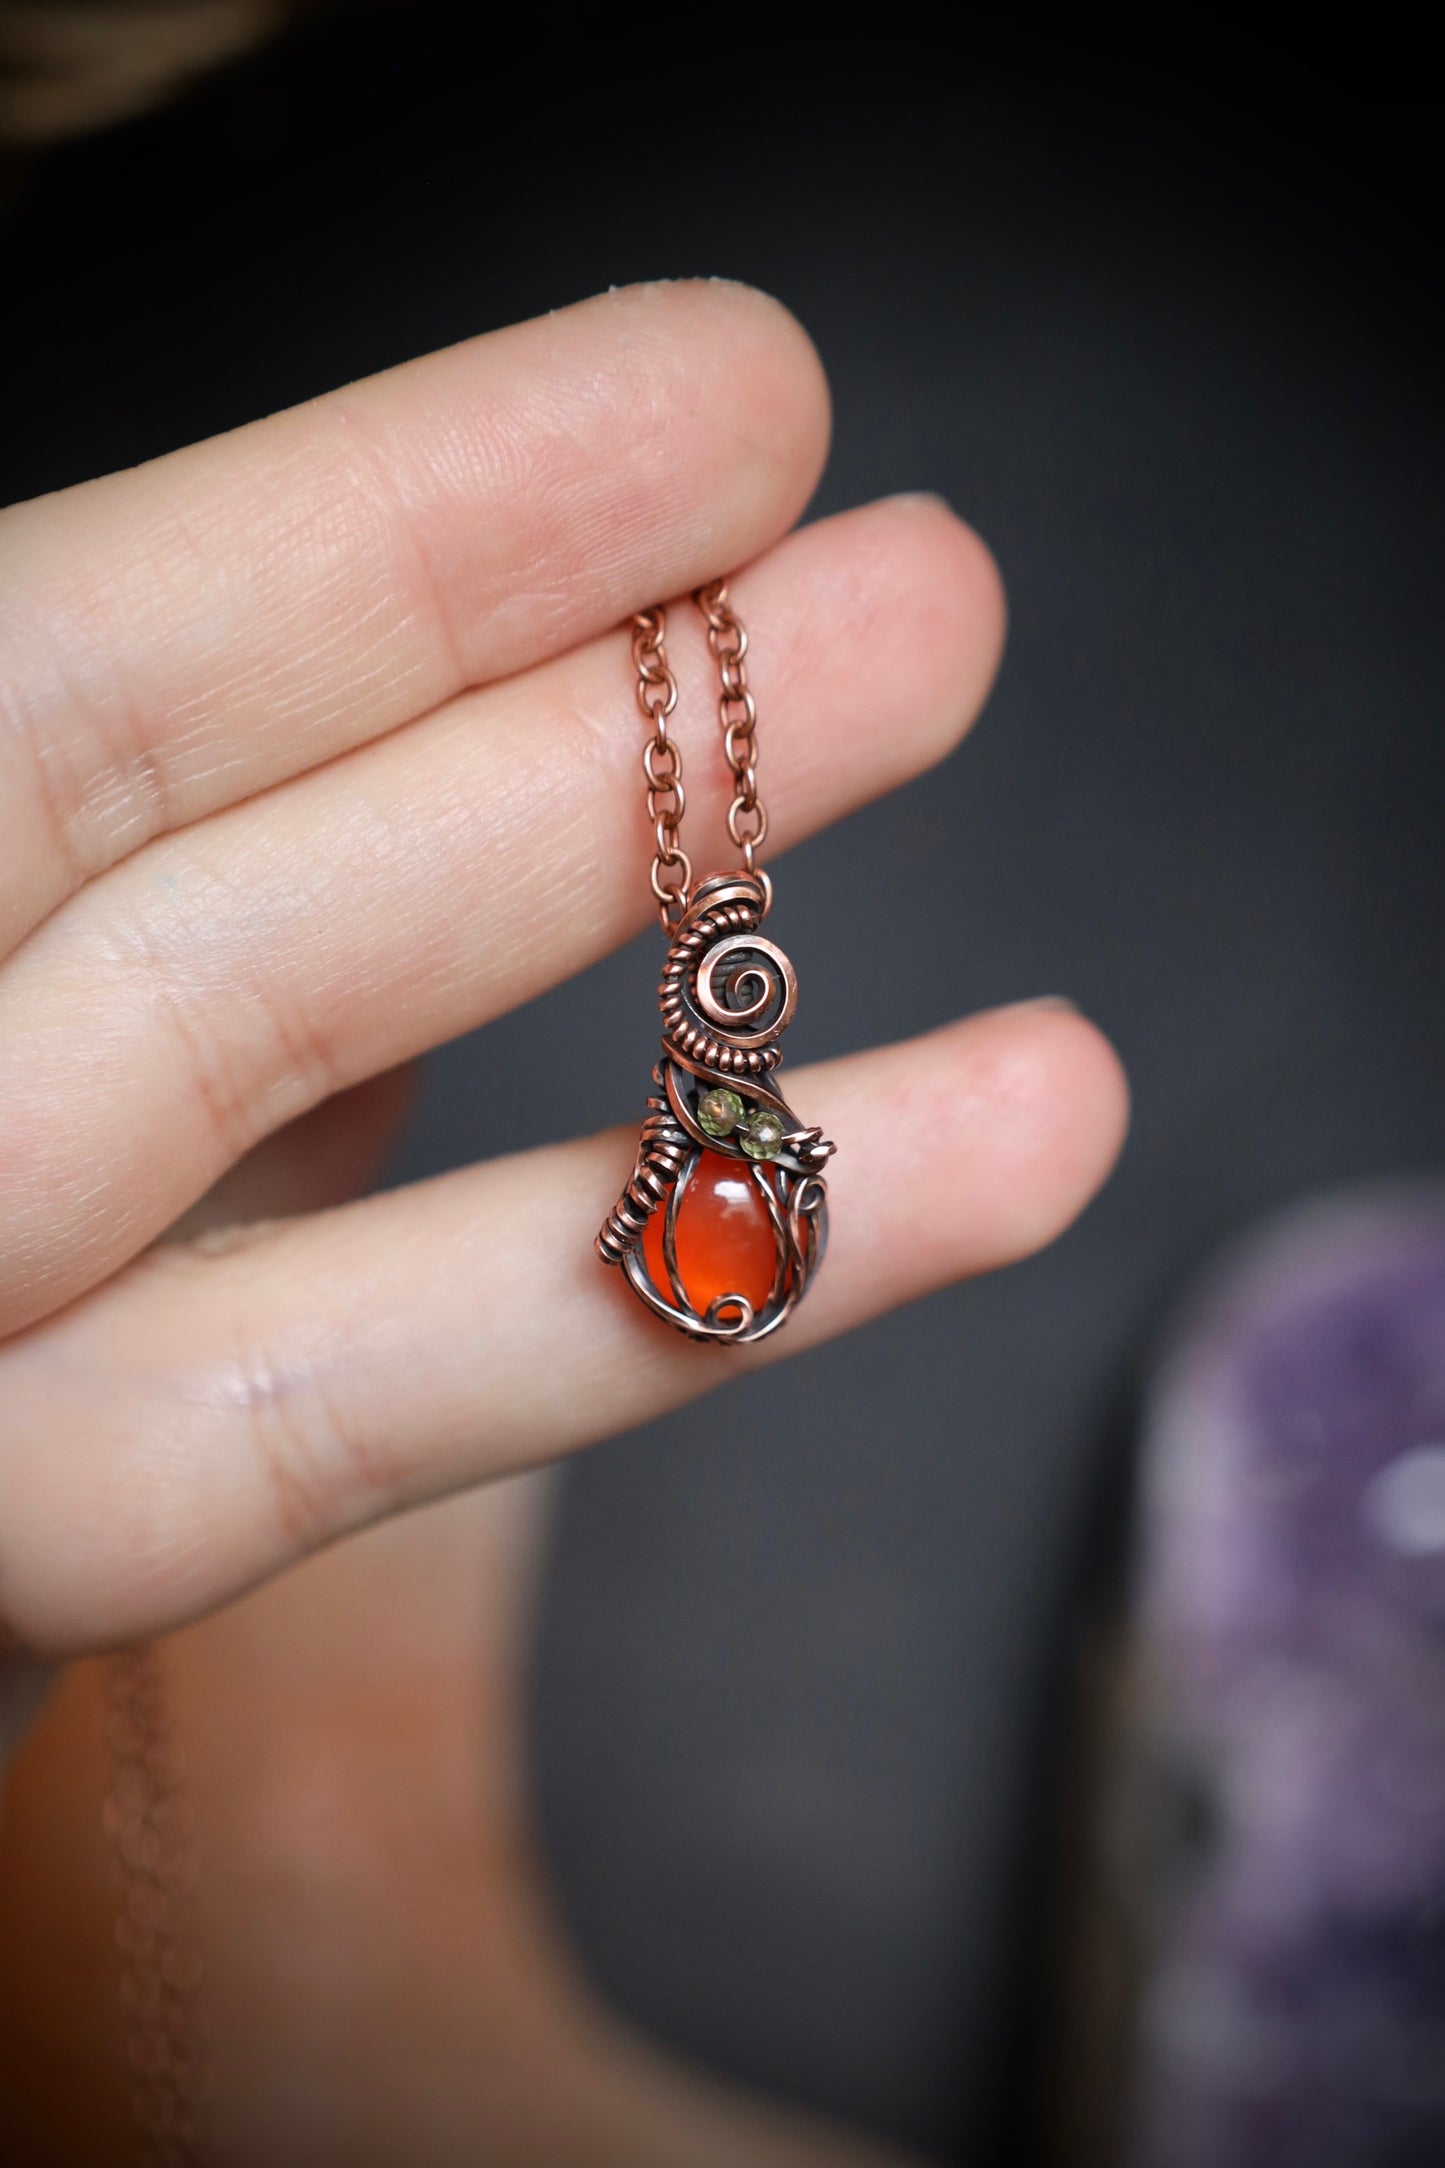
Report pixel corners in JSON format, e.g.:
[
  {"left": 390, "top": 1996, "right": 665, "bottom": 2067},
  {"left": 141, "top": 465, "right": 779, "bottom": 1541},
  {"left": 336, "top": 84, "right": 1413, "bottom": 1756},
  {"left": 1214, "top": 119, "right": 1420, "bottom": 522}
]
[
  {"left": 697, "top": 1086, "right": 744, "bottom": 1139},
  {"left": 740, "top": 1109, "right": 785, "bottom": 1161}
]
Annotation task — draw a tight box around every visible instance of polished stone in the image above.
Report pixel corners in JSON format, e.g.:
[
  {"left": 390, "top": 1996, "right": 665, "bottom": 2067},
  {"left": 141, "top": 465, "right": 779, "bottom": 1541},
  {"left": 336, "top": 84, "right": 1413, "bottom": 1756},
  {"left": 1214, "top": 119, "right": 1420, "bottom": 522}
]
[{"left": 642, "top": 1150, "right": 777, "bottom": 1316}]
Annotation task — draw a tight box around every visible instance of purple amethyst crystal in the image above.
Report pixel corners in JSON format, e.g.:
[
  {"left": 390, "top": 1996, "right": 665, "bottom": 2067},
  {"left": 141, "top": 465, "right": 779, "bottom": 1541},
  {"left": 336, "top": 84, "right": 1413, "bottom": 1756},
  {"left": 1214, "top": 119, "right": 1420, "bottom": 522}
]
[{"left": 1126, "top": 1193, "right": 1445, "bottom": 2168}]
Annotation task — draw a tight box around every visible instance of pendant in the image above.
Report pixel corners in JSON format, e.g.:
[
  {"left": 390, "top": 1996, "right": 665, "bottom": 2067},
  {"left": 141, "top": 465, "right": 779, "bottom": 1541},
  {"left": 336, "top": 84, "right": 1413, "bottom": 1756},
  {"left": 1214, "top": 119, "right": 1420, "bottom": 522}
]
[{"left": 598, "top": 871, "right": 834, "bottom": 1343}]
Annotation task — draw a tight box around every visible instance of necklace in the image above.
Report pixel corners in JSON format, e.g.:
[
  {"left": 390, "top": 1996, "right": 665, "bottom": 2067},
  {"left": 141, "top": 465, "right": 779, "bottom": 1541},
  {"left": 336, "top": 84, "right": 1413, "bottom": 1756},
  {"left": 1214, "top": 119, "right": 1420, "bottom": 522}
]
[{"left": 597, "top": 581, "right": 834, "bottom": 1342}]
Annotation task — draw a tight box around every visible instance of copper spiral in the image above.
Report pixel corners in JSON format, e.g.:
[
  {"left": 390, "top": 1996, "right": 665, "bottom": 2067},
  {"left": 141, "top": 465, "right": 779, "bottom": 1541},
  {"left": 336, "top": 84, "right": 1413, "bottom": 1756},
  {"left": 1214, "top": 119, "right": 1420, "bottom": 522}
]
[{"left": 658, "top": 875, "right": 797, "bottom": 1077}]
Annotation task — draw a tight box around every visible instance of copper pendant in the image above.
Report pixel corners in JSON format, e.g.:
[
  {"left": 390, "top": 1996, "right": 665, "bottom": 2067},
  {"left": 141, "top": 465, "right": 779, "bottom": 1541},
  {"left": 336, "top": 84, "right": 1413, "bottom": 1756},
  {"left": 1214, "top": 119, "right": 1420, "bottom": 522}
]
[{"left": 597, "top": 871, "right": 834, "bottom": 1344}]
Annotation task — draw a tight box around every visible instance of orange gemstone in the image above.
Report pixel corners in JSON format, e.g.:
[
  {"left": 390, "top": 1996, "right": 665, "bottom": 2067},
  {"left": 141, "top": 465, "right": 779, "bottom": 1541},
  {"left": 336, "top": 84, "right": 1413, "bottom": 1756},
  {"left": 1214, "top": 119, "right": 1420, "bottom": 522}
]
[{"left": 642, "top": 1150, "right": 778, "bottom": 1316}]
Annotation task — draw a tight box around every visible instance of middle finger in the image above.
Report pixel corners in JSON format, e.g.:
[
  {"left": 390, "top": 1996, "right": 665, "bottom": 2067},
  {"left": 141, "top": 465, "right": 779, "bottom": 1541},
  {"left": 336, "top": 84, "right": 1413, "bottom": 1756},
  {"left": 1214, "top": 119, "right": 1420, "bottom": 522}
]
[{"left": 0, "top": 496, "right": 1002, "bottom": 1335}]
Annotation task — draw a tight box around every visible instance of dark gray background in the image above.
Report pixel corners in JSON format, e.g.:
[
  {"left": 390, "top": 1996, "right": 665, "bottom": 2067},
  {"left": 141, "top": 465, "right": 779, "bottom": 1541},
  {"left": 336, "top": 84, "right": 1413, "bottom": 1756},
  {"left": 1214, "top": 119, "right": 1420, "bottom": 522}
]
[{"left": 2, "top": 18, "right": 1438, "bottom": 2160}]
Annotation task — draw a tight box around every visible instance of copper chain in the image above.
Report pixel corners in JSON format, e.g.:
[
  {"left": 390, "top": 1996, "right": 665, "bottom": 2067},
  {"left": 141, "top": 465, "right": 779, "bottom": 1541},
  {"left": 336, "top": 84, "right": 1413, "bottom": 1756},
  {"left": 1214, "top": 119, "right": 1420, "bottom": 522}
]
[
  {"left": 103, "top": 1642, "right": 208, "bottom": 2166},
  {"left": 633, "top": 578, "right": 769, "bottom": 931}
]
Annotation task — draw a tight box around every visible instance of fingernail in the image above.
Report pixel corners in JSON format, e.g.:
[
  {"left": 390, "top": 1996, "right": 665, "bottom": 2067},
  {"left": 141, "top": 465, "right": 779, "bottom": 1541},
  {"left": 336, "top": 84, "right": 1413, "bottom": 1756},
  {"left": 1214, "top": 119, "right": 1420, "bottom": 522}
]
[
  {"left": 1010, "top": 995, "right": 1079, "bottom": 1014},
  {"left": 887, "top": 490, "right": 954, "bottom": 515}
]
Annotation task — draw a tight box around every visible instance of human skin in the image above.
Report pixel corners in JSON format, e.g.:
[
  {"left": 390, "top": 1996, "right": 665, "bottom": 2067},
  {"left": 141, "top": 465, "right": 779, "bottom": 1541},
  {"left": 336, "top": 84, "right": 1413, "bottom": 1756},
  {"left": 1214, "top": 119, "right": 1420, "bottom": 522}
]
[{"left": 0, "top": 280, "right": 1129, "bottom": 2160}]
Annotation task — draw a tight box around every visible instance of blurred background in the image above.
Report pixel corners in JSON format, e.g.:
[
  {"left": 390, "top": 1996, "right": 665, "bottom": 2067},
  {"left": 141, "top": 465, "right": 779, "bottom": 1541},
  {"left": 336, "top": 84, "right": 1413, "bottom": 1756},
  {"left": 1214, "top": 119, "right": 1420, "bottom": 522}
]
[{"left": 0, "top": 6, "right": 1440, "bottom": 2163}]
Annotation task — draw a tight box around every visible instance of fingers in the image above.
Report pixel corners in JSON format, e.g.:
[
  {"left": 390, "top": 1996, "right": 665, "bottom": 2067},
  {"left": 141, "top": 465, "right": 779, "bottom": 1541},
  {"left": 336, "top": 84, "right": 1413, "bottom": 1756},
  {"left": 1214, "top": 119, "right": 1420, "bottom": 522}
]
[
  {"left": 0, "top": 1075, "right": 408, "bottom": 1792},
  {"left": 0, "top": 281, "right": 830, "bottom": 952},
  {"left": 0, "top": 495, "right": 1005, "bottom": 1335},
  {"left": 0, "top": 1004, "right": 1128, "bottom": 1653},
  {"left": 164, "top": 1066, "right": 414, "bottom": 1240}
]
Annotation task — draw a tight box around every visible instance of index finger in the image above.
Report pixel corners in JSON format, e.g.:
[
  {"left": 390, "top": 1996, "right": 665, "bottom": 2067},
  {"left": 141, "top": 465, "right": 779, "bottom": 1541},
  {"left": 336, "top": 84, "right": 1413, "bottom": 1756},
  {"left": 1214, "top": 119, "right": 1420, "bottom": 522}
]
[{"left": 0, "top": 280, "right": 829, "bottom": 952}]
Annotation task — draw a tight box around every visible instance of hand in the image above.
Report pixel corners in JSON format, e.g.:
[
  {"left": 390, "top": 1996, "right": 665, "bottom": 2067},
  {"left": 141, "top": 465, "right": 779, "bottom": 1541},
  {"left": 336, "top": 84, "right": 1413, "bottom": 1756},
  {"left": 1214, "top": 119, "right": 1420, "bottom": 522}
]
[
  {"left": 0, "top": 278, "right": 1125, "bottom": 1659},
  {"left": 0, "top": 280, "right": 1127, "bottom": 2162}
]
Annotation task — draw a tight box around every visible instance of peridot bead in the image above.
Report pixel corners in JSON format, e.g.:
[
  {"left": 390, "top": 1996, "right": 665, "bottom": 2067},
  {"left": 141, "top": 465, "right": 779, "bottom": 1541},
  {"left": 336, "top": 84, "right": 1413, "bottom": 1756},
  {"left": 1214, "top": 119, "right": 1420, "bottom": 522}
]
[
  {"left": 697, "top": 1086, "right": 745, "bottom": 1139},
  {"left": 740, "top": 1109, "right": 785, "bottom": 1161}
]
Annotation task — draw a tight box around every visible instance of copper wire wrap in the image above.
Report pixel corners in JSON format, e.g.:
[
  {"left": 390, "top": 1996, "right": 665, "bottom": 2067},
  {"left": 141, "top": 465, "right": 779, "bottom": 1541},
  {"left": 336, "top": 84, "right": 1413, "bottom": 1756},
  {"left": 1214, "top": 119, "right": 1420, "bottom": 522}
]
[
  {"left": 659, "top": 881, "right": 793, "bottom": 1076},
  {"left": 600, "top": 584, "right": 834, "bottom": 1345},
  {"left": 596, "top": 1067, "right": 690, "bottom": 1267}
]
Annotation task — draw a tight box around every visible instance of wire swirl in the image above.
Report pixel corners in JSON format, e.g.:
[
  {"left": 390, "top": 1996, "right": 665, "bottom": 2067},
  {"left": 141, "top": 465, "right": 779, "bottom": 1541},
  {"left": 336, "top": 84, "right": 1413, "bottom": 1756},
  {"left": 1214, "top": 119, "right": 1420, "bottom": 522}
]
[{"left": 659, "top": 876, "right": 797, "bottom": 1076}]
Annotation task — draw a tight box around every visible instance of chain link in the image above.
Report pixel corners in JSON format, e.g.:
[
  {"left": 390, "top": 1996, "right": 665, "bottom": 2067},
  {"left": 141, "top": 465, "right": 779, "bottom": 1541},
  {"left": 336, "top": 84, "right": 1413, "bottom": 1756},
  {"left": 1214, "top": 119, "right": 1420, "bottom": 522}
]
[
  {"left": 632, "top": 606, "right": 692, "bottom": 929},
  {"left": 632, "top": 580, "right": 768, "bottom": 930},
  {"left": 103, "top": 1643, "right": 208, "bottom": 2168}
]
